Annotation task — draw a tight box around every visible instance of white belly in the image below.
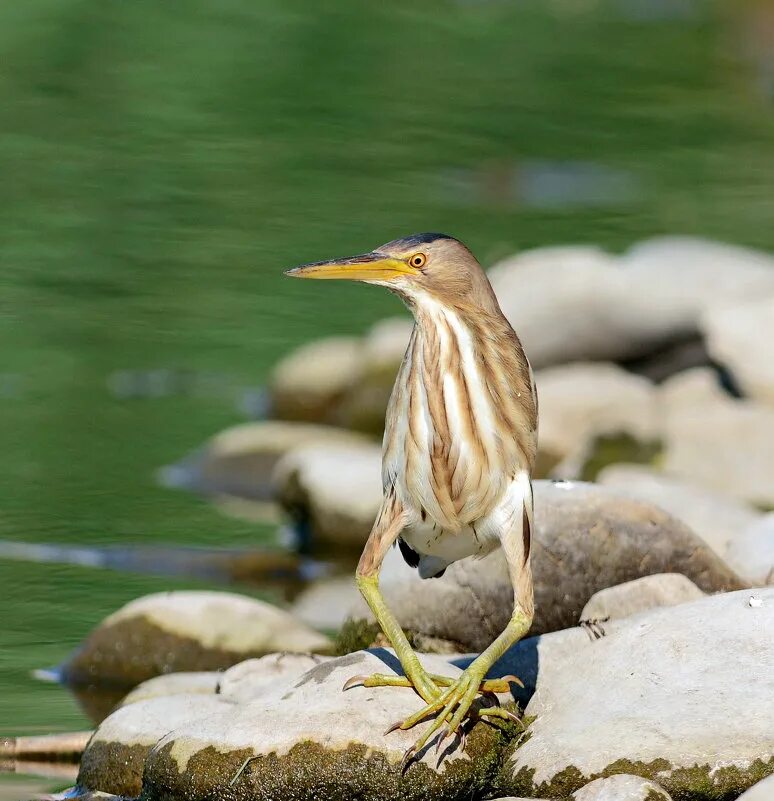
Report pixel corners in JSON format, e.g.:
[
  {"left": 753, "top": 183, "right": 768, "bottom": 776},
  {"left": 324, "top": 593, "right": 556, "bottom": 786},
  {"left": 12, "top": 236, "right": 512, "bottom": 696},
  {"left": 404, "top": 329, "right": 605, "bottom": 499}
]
[
  {"left": 399, "top": 472, "right": 531, "bottom": 579},
  {"left": 401, "top": 520, "right": 493, "bottom": 563}
]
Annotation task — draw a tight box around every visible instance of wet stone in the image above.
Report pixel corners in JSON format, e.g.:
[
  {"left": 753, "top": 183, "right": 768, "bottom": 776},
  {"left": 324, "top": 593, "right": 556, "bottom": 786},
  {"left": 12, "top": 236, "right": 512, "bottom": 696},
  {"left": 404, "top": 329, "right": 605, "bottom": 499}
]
[{"left": 77, "top": 694, "right": 232, "bottom": 797}]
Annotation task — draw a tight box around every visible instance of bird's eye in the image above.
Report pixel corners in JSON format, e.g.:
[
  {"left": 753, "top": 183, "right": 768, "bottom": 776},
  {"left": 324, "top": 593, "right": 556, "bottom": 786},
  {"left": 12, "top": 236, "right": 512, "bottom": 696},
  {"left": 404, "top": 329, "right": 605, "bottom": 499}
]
[{"left": 409, "top": 253, "right": 427, "bottom": 269}]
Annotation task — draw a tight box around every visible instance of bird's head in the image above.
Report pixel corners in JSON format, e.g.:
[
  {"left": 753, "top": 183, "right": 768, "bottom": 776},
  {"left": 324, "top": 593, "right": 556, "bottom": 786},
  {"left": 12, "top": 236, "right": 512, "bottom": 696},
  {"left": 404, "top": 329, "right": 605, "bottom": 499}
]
[{"left": 285, "top": 233, "right": 497, "bottom": 311}]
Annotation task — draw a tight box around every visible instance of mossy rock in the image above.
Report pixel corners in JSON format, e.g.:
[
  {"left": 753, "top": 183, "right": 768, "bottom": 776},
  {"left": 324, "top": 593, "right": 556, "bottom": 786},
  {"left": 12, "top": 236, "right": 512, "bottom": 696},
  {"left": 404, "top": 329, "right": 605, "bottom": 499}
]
[
  {"left": 63, "top": 591, "right": 332, "bottom": 689},
  {"left": 141, "top": 650, "right": 519, "bottom": 801}
]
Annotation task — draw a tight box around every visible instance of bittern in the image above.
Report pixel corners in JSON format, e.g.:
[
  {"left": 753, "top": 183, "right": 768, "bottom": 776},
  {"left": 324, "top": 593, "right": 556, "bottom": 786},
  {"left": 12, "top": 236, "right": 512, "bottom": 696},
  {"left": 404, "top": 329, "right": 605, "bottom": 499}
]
[{"left": 286, "top": 233, "right": 537, "bottom": 761}]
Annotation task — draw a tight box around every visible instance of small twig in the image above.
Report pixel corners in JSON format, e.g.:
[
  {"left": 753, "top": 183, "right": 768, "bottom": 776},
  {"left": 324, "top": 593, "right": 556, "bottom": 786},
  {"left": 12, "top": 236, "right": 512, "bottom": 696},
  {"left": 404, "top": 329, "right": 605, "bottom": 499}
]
[{"left": 229, "top": 755, "right": 258, "bottom": 787}]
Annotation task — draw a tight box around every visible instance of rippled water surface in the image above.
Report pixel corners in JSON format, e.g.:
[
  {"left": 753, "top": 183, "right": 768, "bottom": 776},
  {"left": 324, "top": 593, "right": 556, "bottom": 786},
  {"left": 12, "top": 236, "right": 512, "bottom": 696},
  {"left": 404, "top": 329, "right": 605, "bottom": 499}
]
[{"left": 1, "top": 1, "right": 773, "bottom": 791}]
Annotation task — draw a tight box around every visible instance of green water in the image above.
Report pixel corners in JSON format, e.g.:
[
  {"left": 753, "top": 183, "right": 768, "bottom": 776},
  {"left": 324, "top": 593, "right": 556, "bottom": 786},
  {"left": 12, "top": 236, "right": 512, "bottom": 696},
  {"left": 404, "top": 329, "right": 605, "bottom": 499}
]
[{"left": 1, "top": 1, "right": 772, "bottom": 787}]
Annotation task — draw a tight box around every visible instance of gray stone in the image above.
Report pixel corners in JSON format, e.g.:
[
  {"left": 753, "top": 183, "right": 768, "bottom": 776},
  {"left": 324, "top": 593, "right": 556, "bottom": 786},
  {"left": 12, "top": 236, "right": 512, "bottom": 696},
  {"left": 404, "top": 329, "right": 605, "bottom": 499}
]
[
  {"left": 217, "top": 653, "right": 332, "bottom": 702},
  {"left": 572, "top": 774, "right": 671, "bottom": 800},
  {"left": 487, "top": 246, "right": 629, "bottom": 367},
  {"left": 738, "top": 774, "right": 774, "bottom": 801},
  {"left": 272, "top": 442, "right": 383, "bottom": 549},
  {"left": 579, "top": 573, "right": 705, "bottom": 623},
  {"left": 488, "top": 238, "right": 774, "bottom": 368},
  {"left": 598, "top": 463, "right": 761, "bottom": 558},
  {"left": 77, "top": 694, "right": 232, "bottom": 797},
  {"left": 291, "top": 576, "right": 362, "bottom": 631},
  {"left": 660, "top": 369, "right": 774, "bottom": 507},
  {"left": 500, "top": 588, "right": 774, "bottom": 799},
  {"left": 63, "top": 591, "right": 332, "bottom": 689},
  {"left": 702, "top": 294, "right": 774, "bottom": 406},
  {"left": 724, "top": 513, "right": 774, "bottom": 586},
  {"left": 119, "top": 672, "right": 219, "bottom": 707},
  {"left": 140, "top": 650, "right": 513, "bottom": 801},
  {"left": 535, "top": 363, "right": 659, "bottom": 475},
  {"left": 344, "top": 481, "right": 745, "bottom": 651},
  {"left": 268, "top": 336, "right": 364, "bottom": 423},
  {"left": 158, "top": 420, "right": 369, "bottom": 505},
  {"left": 620, "top": 236, "right": 774, "bottom": 343}
]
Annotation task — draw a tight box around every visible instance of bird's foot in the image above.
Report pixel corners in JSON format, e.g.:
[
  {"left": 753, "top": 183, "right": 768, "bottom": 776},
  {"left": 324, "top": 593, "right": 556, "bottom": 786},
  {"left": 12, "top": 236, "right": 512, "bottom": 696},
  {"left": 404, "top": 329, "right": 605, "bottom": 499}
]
[
  {"left": 345, "top": 668, "right": 523, "bottom": 767},
  {"left": 343, "top": 671, "right": 521, "bottom": 703}
]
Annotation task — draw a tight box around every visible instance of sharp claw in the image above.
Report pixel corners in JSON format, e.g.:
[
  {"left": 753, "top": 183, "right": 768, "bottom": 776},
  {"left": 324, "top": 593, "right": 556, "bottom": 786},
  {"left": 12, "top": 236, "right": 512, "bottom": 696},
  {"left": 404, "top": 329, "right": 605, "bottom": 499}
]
[
  {"left": 400, "top": 745, "right": 417, "bottom": 772},
  {"left": 383, "top": 719, "right": 404, "bottom": 736},
  {"left": 500, "top": 674, "right": 525, "bottom": 689},
  {"left": 434, "top": 726, "right": 450, "bottom": 755},
  {"left": 482, "top": 690, "right": 501, "bottom": 706},
  {"left": 342, "top": 675, "right": 366, "bottom": 691}
]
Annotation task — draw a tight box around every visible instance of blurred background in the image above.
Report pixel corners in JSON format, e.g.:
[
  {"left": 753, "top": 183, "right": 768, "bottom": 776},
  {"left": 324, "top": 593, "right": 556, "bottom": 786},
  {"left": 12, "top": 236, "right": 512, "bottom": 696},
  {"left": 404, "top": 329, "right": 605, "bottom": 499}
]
[{"left": 1, "top": 0, "right": 773, "bottom": 795}]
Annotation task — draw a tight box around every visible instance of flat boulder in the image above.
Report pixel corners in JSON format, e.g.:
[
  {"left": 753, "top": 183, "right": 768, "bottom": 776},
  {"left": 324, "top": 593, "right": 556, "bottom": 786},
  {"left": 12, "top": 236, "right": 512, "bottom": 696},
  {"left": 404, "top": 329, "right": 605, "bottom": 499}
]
[
  {"left": 344, "top": 481, "right": 745, "bottom": 651},
  {"left": 499, "top": 588, "right": 774, "bottom": 799},
  {"left": 62, "top": 591, "right": 332, "bottom": 689},
  {"left": 579, "top": 573, "right": 705, "bottom": 623},
  {"left": 140, "top": 649, "right": 514, "bottom": 801},
  {"left": 217, "top": 652, "right": 332, "bottom": 702}
]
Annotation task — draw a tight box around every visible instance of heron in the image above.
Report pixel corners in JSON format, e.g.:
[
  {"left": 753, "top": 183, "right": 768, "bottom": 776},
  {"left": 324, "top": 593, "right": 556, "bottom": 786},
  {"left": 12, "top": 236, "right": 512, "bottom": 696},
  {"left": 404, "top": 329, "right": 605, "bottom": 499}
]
[{"left": 286, "top": 233, "right": 537, "bottom": 762}]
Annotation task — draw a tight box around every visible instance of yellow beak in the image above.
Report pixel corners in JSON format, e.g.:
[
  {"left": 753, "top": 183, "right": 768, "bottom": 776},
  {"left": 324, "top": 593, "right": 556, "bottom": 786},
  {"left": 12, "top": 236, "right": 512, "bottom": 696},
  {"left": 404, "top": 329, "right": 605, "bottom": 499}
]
[{"left": 285, "top": 252, "right": 416, "bottom": 282}]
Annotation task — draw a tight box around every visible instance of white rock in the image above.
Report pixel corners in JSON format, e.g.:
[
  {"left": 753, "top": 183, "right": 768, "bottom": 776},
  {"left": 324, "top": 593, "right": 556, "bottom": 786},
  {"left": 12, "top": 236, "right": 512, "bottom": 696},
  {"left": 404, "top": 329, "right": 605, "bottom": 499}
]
[
  {"left": 291, "top": 576, "right": 362, "bottom": 631},
  {"left": 597, "top": 463, "right": 761, "bottom": 557},
  {"left": 488, "top": 246, "right": 629, "bottom": 367},
  {"left": 737, "top": 773, "right": 774, "bottom": 800},
  {"left": 78, "top": 694, "right": 232, "bottom": 797},
  {"left": 272, "top": 441, "right": 382, "bottom": 548},
  {"left": 660, "top": 369, "right": 774, "bottom": 507},
  {"left": 535, "top": 363, "right": 658, "bottom": 471},
  {"left": 502, "top": 588, "right": 774, "bottom": 798},
  {"left": 63, "top": 591, "right": 332, "bottom": 687},
  {"left": 141, "top": 650, "right": 509, "bottom": 801},
  {"left": 579, "top": 573, "right": 705, "bottom": 623},
  {"left": 218, "top": 653, "right": 332, "bottom": 702},
  {"left": 572, "top": 774, "right": 671, "bottom": 800},
  {"left": 120, "top": 672, "right": 220, "bottom": 707},
  {"left": 620, "top": 237, "right": 774, "bottom": 340},
  {"left": 159, "top": 420, "right": 369, "bottom": 501},
  {"left": 724, "top": 513, "right": 774, "bottom": 586},
  {"left": 488, "top": 238, "right": 774, "bottom": 368},
  {"left": 360, "top": 317, "right": 412, "bottom": 376},
  {"left": 269, "top": 336, "right": 364, "bottom": 422},
  {"left": 702, "top": 294, "right": 774, "bottom": 405}
]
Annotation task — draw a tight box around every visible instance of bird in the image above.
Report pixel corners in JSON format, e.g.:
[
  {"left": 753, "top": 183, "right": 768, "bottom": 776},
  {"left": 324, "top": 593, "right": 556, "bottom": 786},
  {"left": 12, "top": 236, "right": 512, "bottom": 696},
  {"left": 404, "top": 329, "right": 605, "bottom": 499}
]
[{"left": 286, "top": 232, "right": 537, "bottom": 762}]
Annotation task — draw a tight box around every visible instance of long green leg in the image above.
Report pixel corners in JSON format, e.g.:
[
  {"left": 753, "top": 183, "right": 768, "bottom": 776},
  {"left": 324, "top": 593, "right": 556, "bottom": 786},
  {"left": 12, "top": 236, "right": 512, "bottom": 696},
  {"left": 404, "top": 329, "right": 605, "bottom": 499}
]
[
  {"left": 396, "top": 607, "right": 532, "bottom": 756},
  {"left": 352, "top": 573, "right": 440, "bottom": 703}
]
